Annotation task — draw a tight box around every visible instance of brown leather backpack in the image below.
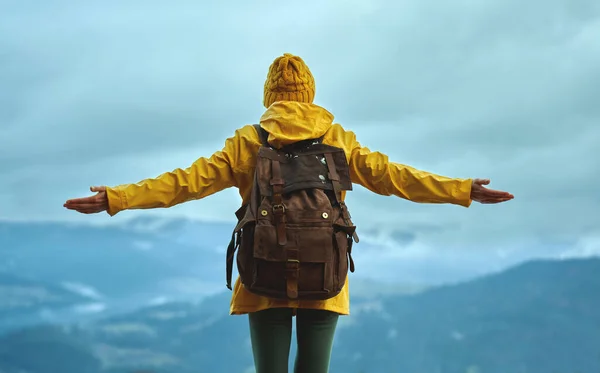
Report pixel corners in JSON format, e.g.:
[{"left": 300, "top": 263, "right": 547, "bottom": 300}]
[{"left": 225, "top": 125, "right": 359, "bottom": 300}]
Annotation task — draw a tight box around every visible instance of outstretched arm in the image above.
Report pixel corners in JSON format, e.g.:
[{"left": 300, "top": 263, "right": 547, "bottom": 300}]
[
  {"left": 344, "top": 129, "right": 513, "bottom": 206},
  {"left": 64, "top": 128, "right": 249, "bottom": 216}
]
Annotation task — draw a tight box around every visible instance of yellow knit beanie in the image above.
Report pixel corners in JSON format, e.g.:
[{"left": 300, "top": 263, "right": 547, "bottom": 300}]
[{"left": 263, "top": 53, "right": 315, "bottom": 108}]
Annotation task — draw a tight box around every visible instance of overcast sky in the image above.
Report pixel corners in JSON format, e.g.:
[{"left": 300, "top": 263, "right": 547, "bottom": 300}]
[{"left": 1, "top": 0, "right": 599, "bottom": 278}]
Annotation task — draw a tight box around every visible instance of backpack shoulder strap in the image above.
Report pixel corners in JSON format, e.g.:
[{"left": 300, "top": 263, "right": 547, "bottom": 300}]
[{"left": 253, "top": 124, "right": 270, "bottom": 147}]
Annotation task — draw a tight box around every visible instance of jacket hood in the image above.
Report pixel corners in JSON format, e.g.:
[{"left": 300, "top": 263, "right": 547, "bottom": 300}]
[{"left": 259, "top": 101, "right": 334, "bottom": 148}]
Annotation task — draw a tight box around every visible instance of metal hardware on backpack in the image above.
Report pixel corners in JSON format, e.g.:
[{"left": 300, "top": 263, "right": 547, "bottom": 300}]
[{"left": 225, "top": 125, "right": 359, "bottom": 300}]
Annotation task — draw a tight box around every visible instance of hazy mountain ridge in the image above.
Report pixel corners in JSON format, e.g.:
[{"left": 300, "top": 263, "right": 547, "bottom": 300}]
[
  {"left": 0, "top": 218, "right": 530, "bottom": 300},
  {"left": 0, "top": 258, "right": 598, "bottom": 373},
  {"left": 0, "top": 273, "right": 93, "bottom": 334},
  {"left": 0, "top": 219, "right": 229, "bottom": 311},
  {"left": 333, "top": 258, "right": 600, "bottom": 373}
]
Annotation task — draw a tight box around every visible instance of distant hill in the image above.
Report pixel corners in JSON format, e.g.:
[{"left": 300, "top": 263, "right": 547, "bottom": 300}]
[
  {"left": 0, "top": 218, "right": 516, "bottom": 305},
  {"left": 0, "top": 273, "right": 92, "bottom": 334},
  {"left": 0, "top": 219, "right": 230, "bottom": 307},
  {"left": 332, "top": 258, "right": 600, "bottom": 373},
  {"left": 0, "top": 216, "right": 424, "bottom": 337},
  {"left": 0, "top": 257, "right": 599, "bottom": 373}
]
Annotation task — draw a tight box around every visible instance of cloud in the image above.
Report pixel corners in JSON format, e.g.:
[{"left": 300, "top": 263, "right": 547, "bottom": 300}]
[
  {"left": 72, "top": 302, "right": 107, "bottom": 314},
  {"left": 1, "top": 0, "right": 599, "bottom": 278},
  {"left": 61, "top": 282, "right": 104, "bottom": 300},
  {"left": 131, "top": 240, "right": 154, "bottom": 251},
  {"left": 147, "top": 296, "right": 170, "bottom": 307},
  {"left": 558, "top": 231, "right": 600, "bottom": 259}
]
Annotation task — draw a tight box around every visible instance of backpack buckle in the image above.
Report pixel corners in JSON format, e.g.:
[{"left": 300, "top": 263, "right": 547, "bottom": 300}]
[{"left": 272, "top": 204, "right": 286, "bottom": 214}]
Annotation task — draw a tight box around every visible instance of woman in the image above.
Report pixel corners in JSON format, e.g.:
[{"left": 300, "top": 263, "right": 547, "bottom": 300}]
[{"left": 64, "top": 53, "right": 514, "bottom": 373}]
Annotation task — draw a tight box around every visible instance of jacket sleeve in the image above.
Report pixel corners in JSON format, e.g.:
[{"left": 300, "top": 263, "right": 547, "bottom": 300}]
[
  {"left": 105, "top": 127, "right": 250, "bottom": 216},
  {"left": 345, "top": 129, "right": 473, "bottom": 207}
]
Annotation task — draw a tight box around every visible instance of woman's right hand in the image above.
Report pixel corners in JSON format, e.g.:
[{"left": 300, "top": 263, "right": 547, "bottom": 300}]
[
  {"left": 470, "top": 179, "right": 514, "bottom": 204},
  {"left": 64, "top": 186, "right": 109, "bottom": 214}
]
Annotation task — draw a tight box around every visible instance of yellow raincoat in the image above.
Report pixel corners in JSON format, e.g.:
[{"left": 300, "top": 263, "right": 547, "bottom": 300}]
[{"left": 105, "top": 101, "right": 473, "bottom": 316}]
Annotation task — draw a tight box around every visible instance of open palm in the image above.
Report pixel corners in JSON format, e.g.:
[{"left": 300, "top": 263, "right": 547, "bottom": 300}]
[
  {"left": 63, "top": 186, "right": 108, "bottom": 214},
  {"left": 470, "top": 179, "right": 514, "bottom": 204}
]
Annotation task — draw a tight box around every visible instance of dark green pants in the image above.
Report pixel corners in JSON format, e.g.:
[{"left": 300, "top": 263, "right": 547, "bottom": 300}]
[{"left": 248, "top": 307, "right": 339, "bottom": 373}]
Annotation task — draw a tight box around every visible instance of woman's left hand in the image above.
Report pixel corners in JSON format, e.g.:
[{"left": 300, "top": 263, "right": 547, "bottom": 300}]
[{"left": 64, "top": 186, "right": 109, "bottom": 214}]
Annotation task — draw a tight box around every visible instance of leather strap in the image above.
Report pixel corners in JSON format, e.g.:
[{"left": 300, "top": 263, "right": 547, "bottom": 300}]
[
  {"left": 324, "top": 153, "right": 342, "bottom": 203},
  {"left": 253, "top": 124, "right": 270, "bottom": 147},
  {"left": 259, "top": 147, "right": 290, "bottom": 163},
  {"left": 325, "top": 153, "right": 359, "bottom": 243},
  {"left": 270, "top": 159, "right": 287, "bottom": 246},
  {"left": 225, "top": 230, "right": 240, "bottom": 289},
  {"left": 347, "top": 236, "right": 355, "bottom": 273},
  {"left": 285, "top": 247, "right": 300, "bottom": 299},
  {"left": 270, "top": 157, "right": 295, "bottom": 296}
]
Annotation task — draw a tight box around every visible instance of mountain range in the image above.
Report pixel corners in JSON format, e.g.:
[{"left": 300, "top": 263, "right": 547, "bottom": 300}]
[
  {"left": 0, "top": 257, "right": 598, "bottom": 373},
  {"left": 0, "top": 217, "right": 518, "bottom": 311}
]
